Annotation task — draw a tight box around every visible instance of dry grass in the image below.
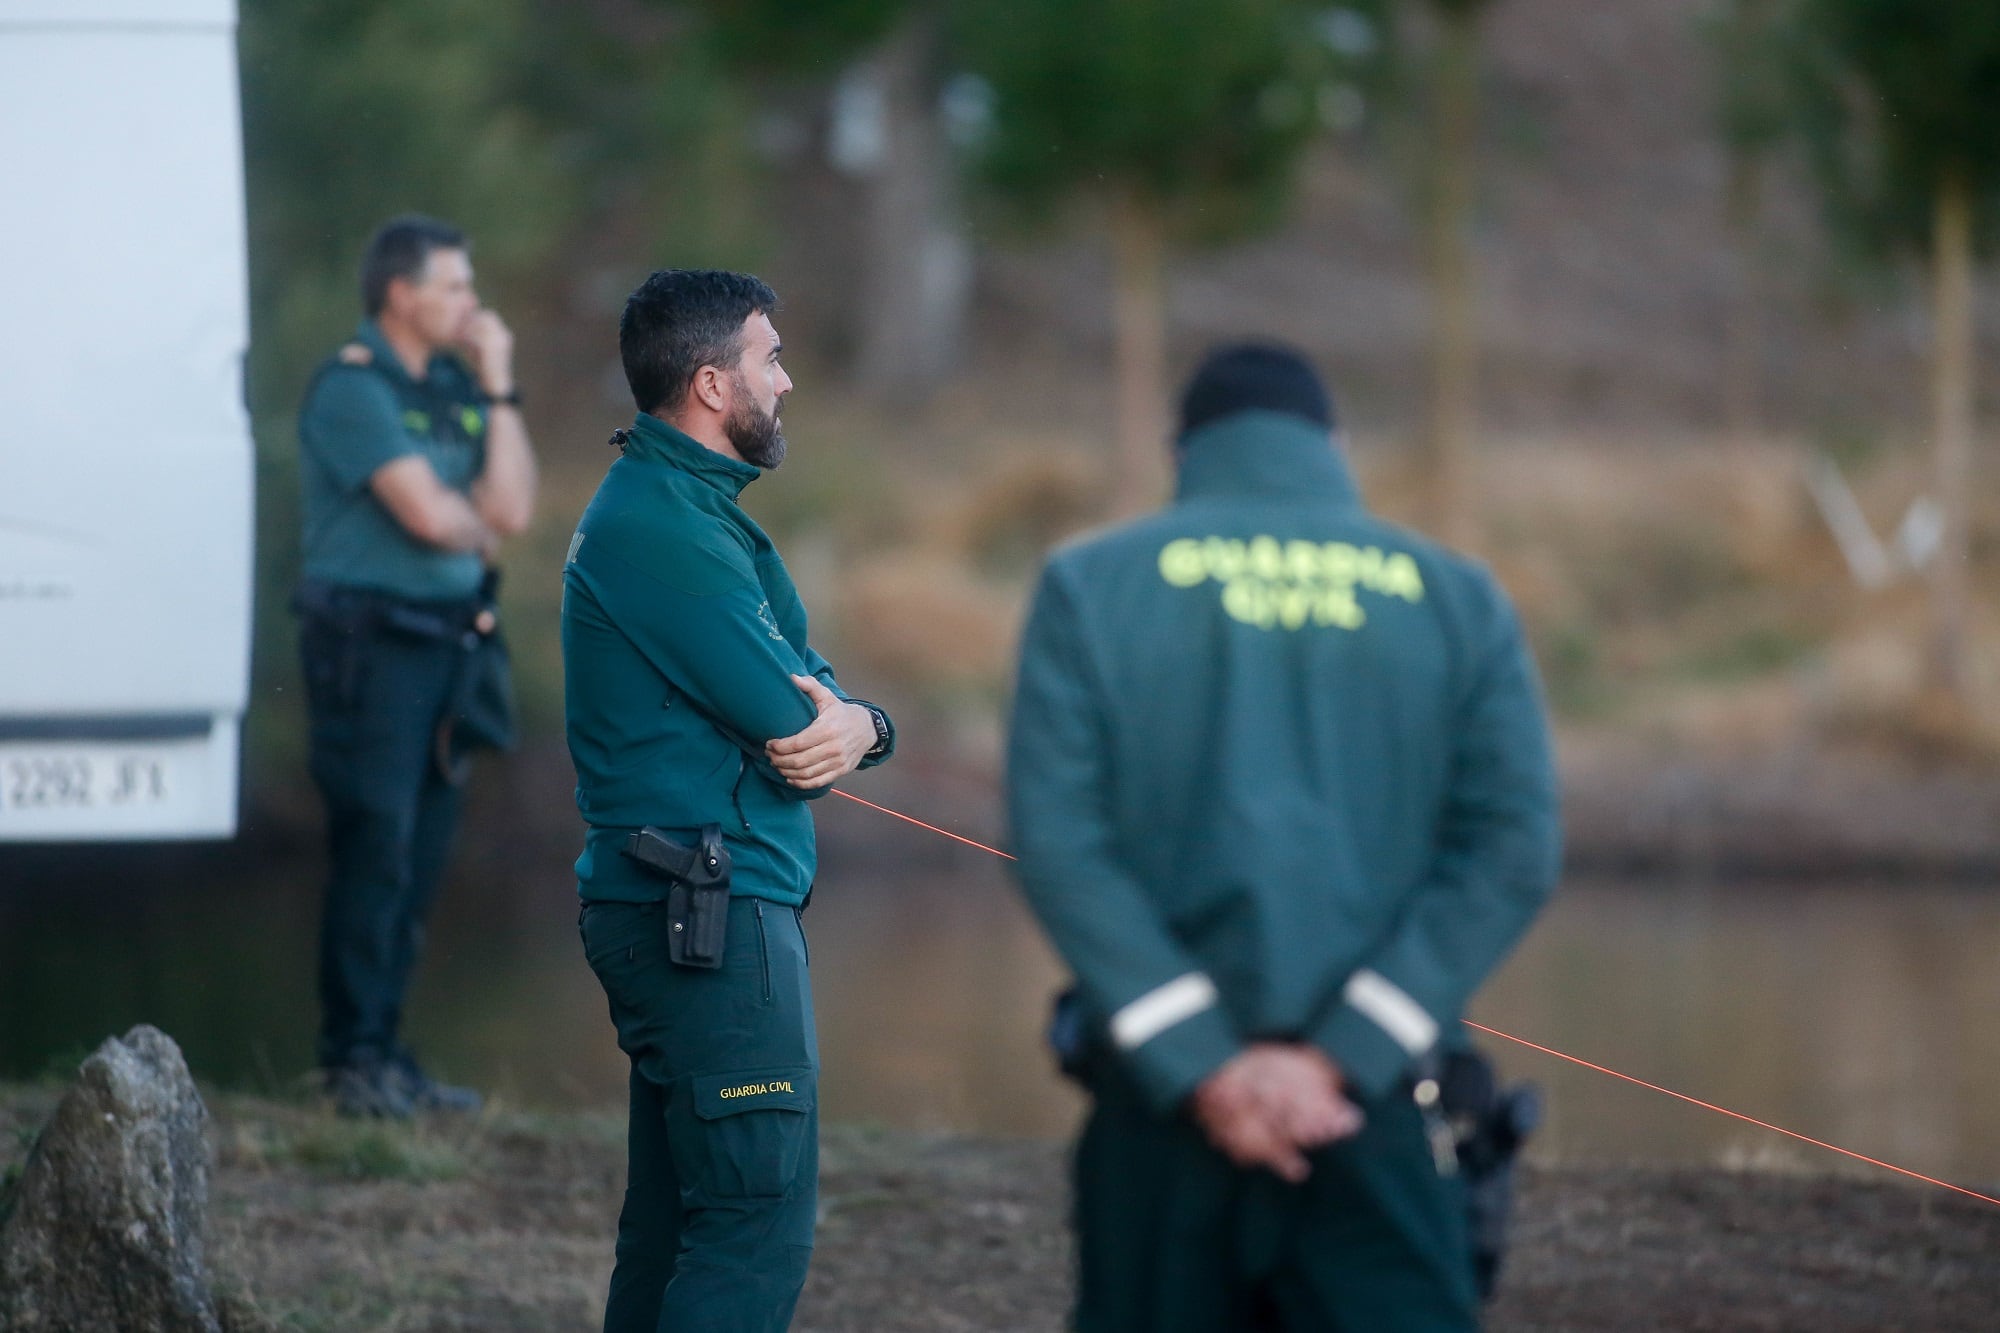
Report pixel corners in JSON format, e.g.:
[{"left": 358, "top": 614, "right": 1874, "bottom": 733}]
[{"left": 7, "top": 1084, "right": 1998, "bottom": 1332}]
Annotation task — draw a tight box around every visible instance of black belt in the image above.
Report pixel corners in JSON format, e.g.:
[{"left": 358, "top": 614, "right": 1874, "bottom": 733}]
[
  {"left": 293, "top": 575, "right": 516, "bottom": 781},
  {"left": 292, "top": 579, "right": 486, "bottom": 644}
]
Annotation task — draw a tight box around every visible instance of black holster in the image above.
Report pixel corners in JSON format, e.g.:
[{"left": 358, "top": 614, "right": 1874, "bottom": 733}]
[
  {"left": 1418, "top": 1047, "right": 1542, "bottom": 1302},
  {"left": 290, "top": 574, "right": 517, "bottom": 785},
  {"left": 1048, "top": 985, "right": 1094, "bottom": 1083},
  {"left": 622, "top": 824, "right": 732, "bottom": 969}
]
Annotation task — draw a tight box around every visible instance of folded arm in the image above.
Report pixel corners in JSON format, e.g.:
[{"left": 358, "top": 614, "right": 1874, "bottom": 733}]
[
  {"left": 307, "top": 366, "right": 500, "bottom": 558},
  {"left": 577, "top": 540, "right": 826, "bottom": 795},
  {"left": 371, "top": 456, "right": 500, "bottom": 558}
]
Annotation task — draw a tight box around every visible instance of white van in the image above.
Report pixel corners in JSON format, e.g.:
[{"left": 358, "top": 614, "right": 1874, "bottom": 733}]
[{"left": 0, "top": 0, "right": 253, "bottom": 840}]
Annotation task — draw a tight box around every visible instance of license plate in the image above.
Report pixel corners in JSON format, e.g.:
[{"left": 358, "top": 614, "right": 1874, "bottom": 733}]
[
  {"left": 1, "top": 746, "right": 178, "bottom": 813},
  {"left": 0, "top": 725, "right": 234, "bottom": 841}
]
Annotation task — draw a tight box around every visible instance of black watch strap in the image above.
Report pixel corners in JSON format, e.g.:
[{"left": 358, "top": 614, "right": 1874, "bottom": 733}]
[
  {"left": 483, "top": 387, "right": 523, "bottom": 408},
  {"left": 862, "top": 704, "right": 891, "bottom": 759}
]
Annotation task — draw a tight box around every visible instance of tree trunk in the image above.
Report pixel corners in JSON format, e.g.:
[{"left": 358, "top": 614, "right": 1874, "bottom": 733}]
[
  {"left": 1722, "top": 152, "right": 1765, "bottom": 447},
  {"left": 848, "top": 13, "right": 971, "bottom": 401},
  {"left": 1110, "top": 190, "right": 1169, "bottom": 516},
  {"left": 1926, "top": 168, "right": 1975, "bottom": 701},
  {"left": 1424, "top": 2, "right": 1482, "bottom": 549}
]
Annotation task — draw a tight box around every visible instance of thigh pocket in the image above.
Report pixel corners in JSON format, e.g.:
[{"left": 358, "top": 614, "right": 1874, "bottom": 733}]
[{"left": 684, "top": 1065, "right": 815, "bottom": 1200}]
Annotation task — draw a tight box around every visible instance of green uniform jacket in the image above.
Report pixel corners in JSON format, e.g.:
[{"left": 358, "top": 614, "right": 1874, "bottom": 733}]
[
  {"left": 562, "top": 413, "right": 893, "bottom": 906},
  {"left": 1006, "top": 411, "right": 1560, "bottom": 1114}
]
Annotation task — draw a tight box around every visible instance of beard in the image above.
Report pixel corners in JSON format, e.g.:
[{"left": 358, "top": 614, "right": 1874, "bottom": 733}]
[{"left": 725, "top": 376, "right": 787, "bottom": 470}]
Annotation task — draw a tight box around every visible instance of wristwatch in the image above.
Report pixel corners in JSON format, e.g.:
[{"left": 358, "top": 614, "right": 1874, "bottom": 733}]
[
  {"left": 482, "top": 386, "right": 523, "bottom": 408},
  {"left": 861, "top": 704, "right": 891, "bottom": 760}
]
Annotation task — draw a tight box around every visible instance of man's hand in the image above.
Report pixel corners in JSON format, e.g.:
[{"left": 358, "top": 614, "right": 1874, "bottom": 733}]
[
  {"left": 766, "top": 675, "right": 877, "bottom": 789},
  {"left": 1189, "top": 1043, "right": 1363, "bottom": 1183},
  {"left": 460, "top": 308, "right": 516, "bottom": 398},
  {"left": 461, "top": 306, "right": 536, "bottom": 536}
]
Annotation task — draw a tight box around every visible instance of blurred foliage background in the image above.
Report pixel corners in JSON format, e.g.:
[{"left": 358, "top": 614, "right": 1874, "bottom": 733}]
[
  {"left": 14, "top": 0, "right": 2000, "bottom": 1180},
  {"left": 232, "top": 0, "right": 2000, "bottom": 856}
]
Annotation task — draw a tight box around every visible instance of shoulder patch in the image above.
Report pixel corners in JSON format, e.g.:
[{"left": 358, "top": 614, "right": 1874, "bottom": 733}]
[{"left": 336, "top": 342, "right": 373, "bottom": 366}]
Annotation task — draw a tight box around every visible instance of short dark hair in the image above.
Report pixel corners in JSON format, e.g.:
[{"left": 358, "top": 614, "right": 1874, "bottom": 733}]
[
  {"left": 360, "top": 214, "right": 468, "bottom": 317},
  {"left": 1177, "top": 342, "right": 1335, "bottom": 438},
  {"left": 620, "top": 269, "right": 780, "bottom": 415}
]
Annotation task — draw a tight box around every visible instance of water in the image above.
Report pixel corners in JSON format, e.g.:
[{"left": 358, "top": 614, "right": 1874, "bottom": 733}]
[{"left": 4, "top": 837, "right": 1996, "bottom": 1184}]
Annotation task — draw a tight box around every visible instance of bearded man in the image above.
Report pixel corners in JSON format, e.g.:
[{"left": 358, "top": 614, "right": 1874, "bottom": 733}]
[{"left": 561, "top": 269, "right": 896, "bottom": 1332}]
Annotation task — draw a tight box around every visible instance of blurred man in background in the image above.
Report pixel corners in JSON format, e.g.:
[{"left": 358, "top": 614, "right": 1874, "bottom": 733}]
[
  {"left": 1006, "top": 344, "right": 1561, "bottom": 1331},
  {"left": 563, "top": 269, "right": 896, "bottom": 1332},
  {"left": 293, "top": 214, "right": 537, "bottom": 1118}
]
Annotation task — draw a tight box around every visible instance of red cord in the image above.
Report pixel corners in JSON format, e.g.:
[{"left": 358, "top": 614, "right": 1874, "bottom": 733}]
[
  {"left": 830, "top": 789, "right": 1017, "bottom": 860},
  {"left": 1462, "top": 1021, "right": 2000, "bottom": 1207},
  {"left": 832, "top": 786, "right": 2000, "bottom": 1209}
]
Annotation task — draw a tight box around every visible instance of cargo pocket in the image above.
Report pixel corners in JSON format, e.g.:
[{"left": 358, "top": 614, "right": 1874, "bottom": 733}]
[{"left": 687, "top": 1065, "right": 815, "bottom": 1200}]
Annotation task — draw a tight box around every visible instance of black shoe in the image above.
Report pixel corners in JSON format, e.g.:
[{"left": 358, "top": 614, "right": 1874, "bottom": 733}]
[
  {"left": 326, "top": 1055, "right": 416, "bottom": 1120},
  {"left": 388, "top": 1047, "right": 483, "bottom": 1115}
]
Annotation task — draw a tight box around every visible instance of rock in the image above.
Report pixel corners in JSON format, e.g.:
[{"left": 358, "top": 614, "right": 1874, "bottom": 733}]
[{"left": 0, "top": 1025, "right": 263, "bottom": 1333}]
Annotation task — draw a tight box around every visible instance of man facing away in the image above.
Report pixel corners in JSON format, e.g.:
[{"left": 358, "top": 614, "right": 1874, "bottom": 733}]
[
  {"left": 562, "top": 270, "right": 896, "bottom": 1332},
  {"left": 1006, "top": 345, "right": 1561, "bottom": 1331},
  {"left": 295, "top": 214, "right": 537, "bottom": 1119}
]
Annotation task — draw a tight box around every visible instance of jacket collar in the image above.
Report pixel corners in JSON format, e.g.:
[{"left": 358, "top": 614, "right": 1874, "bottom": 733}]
[
  {"left": 353, "top": 318, "right": 451, "bottom": 390},
  {"left": 621, "top": 411, "right": 761, "bottom": 501},
  {"left": 1173, "top": 410, "right": 1362, "bottom": 509}
]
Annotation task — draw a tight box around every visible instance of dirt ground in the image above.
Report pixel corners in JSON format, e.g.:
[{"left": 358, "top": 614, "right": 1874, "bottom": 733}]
[{"left": 5, "top": 1088, "right": 1995, "bottom": 1332}]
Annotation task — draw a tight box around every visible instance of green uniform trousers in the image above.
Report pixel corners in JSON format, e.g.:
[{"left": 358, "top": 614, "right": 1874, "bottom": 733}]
[
  {"left": 582, "top": 895, "right": 820, "bottom": 1333},
  {"left": 301, "top": 611, "right": 466, "bottom": 1071},
  {"left": 1075, "top": 1062, "right": 1479, "bottom": 1333}
]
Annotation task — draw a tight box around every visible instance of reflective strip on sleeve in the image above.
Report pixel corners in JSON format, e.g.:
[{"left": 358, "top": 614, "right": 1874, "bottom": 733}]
[
  {"left": 1109, "top": 972, "right": 1220, "bottom": 1051},
  {"left": 1342, "top": 968, "right": 1439, "bottom": 1056}
]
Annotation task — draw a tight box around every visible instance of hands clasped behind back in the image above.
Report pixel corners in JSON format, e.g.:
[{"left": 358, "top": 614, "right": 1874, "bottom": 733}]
[
  {"left": 766, "top": 675, "right": 877, "bottom": 789},
  {"left": 1190, "top": 1044, "right": 1365, "bottom": 1184}
]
